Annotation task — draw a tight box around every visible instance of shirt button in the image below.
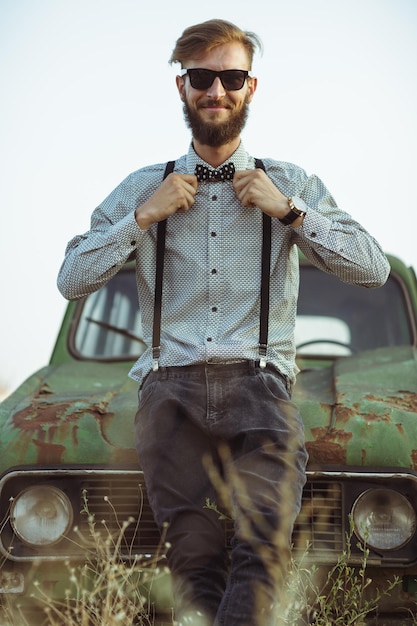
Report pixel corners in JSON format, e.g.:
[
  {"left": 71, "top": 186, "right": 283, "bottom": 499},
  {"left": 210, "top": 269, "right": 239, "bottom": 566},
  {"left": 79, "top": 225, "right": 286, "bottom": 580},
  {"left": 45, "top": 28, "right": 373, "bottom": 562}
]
[
  {"left": 211, "top": 231, "right": 217, "bottom": 237},
  {"left": 211, "top": 268, "right": 217, "bottom": 275},
  {"left": 212, "top": 195, "right": 218, "bottom": 201},
  {"left": 310, "top": 232, "right": 317, "bottom": 238},
  {"left": 211, "top": 306, "right": 218, "bottom": 312},
  {"left": 207, "top": 337, "right": 212, "bottom": 342},
  {"left": 130, "top": 240, "right": 136, "bottom": 246}
]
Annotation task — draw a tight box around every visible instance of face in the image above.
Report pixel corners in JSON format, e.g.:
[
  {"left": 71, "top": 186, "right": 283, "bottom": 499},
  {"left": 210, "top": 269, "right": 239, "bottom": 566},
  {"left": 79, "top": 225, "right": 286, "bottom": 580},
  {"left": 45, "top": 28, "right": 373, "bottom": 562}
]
[{"left": 176, "top": 42, "right": 257, "bottom": 148}]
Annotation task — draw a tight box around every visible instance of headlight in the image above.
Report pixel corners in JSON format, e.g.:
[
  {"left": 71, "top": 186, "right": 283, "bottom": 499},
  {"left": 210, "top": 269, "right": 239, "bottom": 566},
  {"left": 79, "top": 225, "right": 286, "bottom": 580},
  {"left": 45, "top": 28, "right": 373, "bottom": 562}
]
[
  {"left": 352, "top": 488, "right": 416, "bottom": 551},
  {"left": 10, "top": 485, "right": 73, "bottom": 546}
]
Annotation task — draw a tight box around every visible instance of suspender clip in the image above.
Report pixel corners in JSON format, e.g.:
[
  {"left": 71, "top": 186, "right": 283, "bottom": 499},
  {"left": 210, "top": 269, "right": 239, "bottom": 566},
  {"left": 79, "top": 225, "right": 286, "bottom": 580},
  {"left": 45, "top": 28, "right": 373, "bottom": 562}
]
[
  {"left": 259, "top": 343, "right": 268, "bottom": 369},
  {"left": 152, "top": 346, "right": 161, "bottom": 371}
]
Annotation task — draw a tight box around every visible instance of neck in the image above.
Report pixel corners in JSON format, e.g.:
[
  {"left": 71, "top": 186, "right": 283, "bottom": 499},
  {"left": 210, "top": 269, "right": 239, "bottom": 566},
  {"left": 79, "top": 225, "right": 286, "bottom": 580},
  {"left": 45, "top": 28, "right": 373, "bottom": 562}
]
[{"left": 193, "top": 137, "right": 241, "bottom": 168}]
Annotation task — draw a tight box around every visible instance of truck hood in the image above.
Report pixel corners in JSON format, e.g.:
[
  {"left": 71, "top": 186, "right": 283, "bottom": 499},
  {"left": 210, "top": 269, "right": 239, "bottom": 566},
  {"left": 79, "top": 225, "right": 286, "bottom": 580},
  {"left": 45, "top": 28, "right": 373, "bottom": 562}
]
[
  {"left": 0, "top": 345, "right": 416, "bottom": 472},
  {"left": 294, "top": 345, "right": 417, "bottom": 468},
  {"left": 0, "top": 361, "right": 140, "bottom": 471}
]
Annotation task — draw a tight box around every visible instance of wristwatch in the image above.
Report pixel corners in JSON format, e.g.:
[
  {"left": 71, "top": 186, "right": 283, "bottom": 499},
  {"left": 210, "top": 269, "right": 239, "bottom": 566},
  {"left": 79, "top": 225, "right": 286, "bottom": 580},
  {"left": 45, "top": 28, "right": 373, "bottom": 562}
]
[{"left": 279, "top": 197, "right": 306, "bottom": 226}]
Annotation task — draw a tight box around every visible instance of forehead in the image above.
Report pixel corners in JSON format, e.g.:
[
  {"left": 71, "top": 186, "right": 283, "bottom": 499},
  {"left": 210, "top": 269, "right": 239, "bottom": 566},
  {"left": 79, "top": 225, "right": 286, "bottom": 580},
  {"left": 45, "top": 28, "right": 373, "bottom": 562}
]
[{"left": 186, "top": 42, "right": 250, "bottom": 70}]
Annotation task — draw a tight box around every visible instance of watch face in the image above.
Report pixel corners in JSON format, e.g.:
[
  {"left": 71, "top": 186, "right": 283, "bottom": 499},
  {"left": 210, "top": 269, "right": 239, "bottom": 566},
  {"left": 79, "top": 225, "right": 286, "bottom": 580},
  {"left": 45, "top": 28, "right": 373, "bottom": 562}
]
[{"left": 290, "top": 196, "right": 307, "bottom": 213}]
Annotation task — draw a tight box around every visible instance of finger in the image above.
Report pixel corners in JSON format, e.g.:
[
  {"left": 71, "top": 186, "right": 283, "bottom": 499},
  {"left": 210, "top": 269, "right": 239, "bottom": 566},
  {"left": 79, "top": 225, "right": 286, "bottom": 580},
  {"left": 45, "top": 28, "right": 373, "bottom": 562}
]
[
  {"left": 175, "top": 187, "right": 197, "bottom": 213},
  {"left": 180, "top": 173, "right": 199, "bottom": 189},
  {"left": 233, "top": 170, "right": 252, "bottom": 190},
  {"left": 234, "top": 179, "right": 254, "bottom": 207}
]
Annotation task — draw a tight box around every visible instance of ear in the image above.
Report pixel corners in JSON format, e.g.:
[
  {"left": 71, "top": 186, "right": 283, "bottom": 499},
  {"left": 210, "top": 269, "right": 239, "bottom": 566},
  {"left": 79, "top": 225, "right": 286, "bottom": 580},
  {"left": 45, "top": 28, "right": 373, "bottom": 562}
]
[
  {"left": 246, "top": 76, "right": 258, "bottom": 103},
  {"left": 176, "top": 75, "right": 186, "bottom": 102}
]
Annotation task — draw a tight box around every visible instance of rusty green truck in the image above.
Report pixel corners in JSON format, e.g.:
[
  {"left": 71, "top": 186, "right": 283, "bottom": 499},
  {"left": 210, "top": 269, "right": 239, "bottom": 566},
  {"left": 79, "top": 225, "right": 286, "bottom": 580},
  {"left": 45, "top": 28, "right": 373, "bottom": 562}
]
[{"left": 1, "top": 253, "right": 417, "bottom": 624}]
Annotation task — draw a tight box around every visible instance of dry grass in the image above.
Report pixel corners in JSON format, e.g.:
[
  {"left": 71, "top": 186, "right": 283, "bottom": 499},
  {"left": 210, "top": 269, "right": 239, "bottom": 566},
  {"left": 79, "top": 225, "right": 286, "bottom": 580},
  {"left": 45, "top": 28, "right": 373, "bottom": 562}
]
[{"left": 0, "top": 489, "right": 171, "bottom": 626}]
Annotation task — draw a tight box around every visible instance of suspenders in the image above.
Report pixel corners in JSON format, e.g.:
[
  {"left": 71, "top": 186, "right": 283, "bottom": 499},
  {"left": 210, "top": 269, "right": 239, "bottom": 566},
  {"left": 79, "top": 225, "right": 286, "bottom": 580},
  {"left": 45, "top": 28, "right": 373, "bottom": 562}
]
[
  {"left": 151, "top": 159, "right": 271, "bottom": 371},
  {"left": 254, "top": 158, "right": 271, "bottom": 368},
  {"left": 151, "top": 161, "right": 175, "bottom": 371}
]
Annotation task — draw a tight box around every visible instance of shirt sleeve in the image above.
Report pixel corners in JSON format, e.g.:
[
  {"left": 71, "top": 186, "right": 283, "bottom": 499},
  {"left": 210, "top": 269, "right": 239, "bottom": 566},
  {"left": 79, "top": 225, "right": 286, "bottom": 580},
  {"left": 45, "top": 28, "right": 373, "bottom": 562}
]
[
  {"left": 290, "top": 174, "right": 391, "bottom": 288},
  {"left": 57, "top": 174, "right": 145, "bottom": 300}
]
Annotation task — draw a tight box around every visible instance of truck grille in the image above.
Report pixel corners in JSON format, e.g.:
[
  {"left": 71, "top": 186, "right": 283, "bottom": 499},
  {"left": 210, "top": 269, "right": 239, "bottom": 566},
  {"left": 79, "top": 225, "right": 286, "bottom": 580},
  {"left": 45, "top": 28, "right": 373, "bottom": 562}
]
[
  {"left": 79, "top": 475, "right": 344, "bottom": 562},
  {"left": 78, "top": 476, "right": 163, "bottom": 555},
  {"left": 293, "top": 481, "right": 344, "bottom": 557},
  {"left": 0, "top": 470, "right": 344, "bottom": 563}
]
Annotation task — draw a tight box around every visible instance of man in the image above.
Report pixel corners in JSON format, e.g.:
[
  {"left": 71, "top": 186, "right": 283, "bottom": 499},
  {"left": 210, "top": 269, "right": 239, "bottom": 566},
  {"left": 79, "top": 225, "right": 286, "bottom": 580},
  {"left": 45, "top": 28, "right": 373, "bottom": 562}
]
[{"left": 57, "top": 19, "right": 390, "bottom": 626}]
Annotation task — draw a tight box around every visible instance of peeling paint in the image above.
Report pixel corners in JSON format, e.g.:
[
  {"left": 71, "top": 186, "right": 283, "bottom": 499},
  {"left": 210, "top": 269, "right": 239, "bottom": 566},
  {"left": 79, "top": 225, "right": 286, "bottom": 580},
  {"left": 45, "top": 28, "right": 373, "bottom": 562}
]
[
  {"left": 306, "top": 441, "right": 347, "bottom": 465},
  {"left": 12, "top": 401, "right": 85, "bottom": 430},
  {"left": 306, "top": 427, "right": 353, "bottom": 464},
  {"left": 365, "top": 391, "right": 417, "bottom": 413}
]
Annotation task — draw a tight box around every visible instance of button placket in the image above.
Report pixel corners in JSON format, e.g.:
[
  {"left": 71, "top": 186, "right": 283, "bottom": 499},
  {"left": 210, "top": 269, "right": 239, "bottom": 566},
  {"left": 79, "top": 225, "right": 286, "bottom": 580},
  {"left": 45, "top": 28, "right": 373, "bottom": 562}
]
[{"left": 206, "top": 186, "right": 222, "bottom": 357}]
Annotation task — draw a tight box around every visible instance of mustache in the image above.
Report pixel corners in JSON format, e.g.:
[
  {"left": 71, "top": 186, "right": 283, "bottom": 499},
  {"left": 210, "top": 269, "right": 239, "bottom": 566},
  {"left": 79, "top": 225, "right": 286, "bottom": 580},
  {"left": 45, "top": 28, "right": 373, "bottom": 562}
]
[{"left": 198, "top": 98, "right": 233, "bottom": 109}]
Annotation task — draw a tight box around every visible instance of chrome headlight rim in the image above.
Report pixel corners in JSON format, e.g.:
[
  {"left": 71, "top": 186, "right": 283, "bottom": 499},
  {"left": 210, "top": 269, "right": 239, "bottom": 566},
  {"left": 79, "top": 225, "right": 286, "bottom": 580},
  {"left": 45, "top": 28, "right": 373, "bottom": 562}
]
[
  {"left": 352, "top": 487, "right": 417, "bottom": 552},
  {"left": 10, "top": 485, "right": 73, "bottom": 547}
]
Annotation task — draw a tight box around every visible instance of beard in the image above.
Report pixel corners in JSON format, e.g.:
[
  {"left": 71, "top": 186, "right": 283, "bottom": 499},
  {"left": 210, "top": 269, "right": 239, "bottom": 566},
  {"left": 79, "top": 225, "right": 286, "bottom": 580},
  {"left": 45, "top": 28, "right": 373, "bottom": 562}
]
[{"left": 182, "top": 96, "right": 250, "bottom": 147}]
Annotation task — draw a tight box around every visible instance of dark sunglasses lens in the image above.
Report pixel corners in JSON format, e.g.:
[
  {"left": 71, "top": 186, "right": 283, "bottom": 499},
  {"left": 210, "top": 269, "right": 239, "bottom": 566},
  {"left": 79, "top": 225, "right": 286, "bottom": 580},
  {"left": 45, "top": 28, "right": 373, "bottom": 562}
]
[
  {"left": 221, "top": 70, "right": 247, "bottom": 90},
  {"left": 188, "top": 69, "right": 247, "bottom": 90},
  {"left": 188, "top": 70, "right": 214, "bottom": 89}
]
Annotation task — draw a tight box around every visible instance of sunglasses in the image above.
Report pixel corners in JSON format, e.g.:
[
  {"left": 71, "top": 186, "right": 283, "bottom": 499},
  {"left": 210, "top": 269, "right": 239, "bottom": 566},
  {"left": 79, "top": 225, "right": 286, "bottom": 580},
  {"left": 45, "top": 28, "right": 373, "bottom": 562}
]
[{"left": 180, "top": 68, "right": 252, "bottom": 91}]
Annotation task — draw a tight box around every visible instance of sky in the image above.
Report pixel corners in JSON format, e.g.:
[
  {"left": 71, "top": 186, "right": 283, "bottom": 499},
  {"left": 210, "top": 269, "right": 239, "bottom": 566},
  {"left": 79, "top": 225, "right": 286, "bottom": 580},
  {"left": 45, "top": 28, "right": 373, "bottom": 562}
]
[{"left": 1, "top": 0, "right": 417, "bottom": 397}]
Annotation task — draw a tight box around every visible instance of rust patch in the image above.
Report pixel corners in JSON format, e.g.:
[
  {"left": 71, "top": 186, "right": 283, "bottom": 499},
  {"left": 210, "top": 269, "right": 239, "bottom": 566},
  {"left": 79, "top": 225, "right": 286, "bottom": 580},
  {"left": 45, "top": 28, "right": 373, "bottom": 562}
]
[
  {"left": 38, "top": 383, "right": 53, "bottom": 395},
  {"left": 310, "top": 426, "right": 353, "bottom": 445},
  {"left": 365, "top": 391, "right": 417, "bottom": 413},
  {"left": 11, "top": 397, "right": 115, "bottom": 464},
  {"left": 12, "top": 399, "right": 112, "bottom": 430},
  {"left": 13, "top": 402, "right": 78, "bottom": 429},
  {"left": 333, "top": 404, "right": 357, "bottom": 424},
  {"left": 395, "top": 422, "right": 405, "bottom": 436},
  {"left": 306, "top": 441, "right": 347, "bottom": 464},
  {"left": 357, "top": 411, "right": 392, "bottom": 422},
  {"left": 333, "top": 403, "right": 391, "bottom": 424},
  {"left": 307, "top": 427, "right": 353, "bottom": 464},
  {"left": 33, "top": 439, "right": 66, "bottom": 464}
]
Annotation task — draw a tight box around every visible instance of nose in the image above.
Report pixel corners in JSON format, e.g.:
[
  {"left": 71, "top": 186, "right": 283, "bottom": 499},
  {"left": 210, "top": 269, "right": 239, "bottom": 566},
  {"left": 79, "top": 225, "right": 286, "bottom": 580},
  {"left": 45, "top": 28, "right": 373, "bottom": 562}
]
[{"left": 206, "top": 76, "right": 226, "bottom": 98}]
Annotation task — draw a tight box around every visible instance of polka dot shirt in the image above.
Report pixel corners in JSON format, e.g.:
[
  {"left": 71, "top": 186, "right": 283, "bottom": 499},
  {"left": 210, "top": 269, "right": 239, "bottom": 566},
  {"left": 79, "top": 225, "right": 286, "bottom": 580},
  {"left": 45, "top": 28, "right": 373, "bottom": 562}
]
[{"left": 57, "top": 143, "right": 390, "bottom": 386}]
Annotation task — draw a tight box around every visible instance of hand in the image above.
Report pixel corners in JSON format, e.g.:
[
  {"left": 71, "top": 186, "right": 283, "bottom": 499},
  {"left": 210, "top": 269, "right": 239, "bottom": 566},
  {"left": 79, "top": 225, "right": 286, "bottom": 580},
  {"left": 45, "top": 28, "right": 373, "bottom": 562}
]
[
  {"left": 233, "top": 169, "right": 289, "bottom": 219},
  {"left": 135, "top": 173, "right": 198, "bottom": 230}
]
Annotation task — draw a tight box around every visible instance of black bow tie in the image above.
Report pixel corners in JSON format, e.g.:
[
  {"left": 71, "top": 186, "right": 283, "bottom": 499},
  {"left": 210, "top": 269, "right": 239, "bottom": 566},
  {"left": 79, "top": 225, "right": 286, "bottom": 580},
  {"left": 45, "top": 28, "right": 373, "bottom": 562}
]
[{"left": 195, "top": 162, "right": 235, "bottom": 182}]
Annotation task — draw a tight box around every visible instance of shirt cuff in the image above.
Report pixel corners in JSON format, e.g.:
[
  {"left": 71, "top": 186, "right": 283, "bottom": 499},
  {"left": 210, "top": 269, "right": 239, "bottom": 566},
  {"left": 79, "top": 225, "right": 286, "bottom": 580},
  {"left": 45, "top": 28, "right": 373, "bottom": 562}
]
[
  {"left": 110, "top": 210, "right": 144, "bottom": 255},
  {"left": 293, "top": 200, "right": 332, "bottom": 244}
]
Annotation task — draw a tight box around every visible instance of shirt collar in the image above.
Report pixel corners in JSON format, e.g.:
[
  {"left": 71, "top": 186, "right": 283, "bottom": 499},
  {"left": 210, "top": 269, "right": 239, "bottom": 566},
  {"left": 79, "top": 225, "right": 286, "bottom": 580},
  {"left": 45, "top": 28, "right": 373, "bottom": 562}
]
[{"left": 186, "top": 142, "right": 251, "bottom": 174}]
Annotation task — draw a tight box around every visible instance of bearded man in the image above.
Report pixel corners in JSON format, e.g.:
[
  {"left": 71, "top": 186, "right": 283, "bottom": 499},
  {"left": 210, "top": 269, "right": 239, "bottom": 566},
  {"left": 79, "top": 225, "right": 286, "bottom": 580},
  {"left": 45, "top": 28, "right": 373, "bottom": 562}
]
[{"left": 58, "top": 19, "right": 389, "bottom": 626}]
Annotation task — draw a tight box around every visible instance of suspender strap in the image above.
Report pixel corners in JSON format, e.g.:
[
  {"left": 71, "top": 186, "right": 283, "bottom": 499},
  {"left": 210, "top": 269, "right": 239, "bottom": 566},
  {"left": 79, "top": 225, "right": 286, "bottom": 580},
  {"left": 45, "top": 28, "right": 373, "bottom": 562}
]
[
  {"left": 254, "top": 158, "right": 271, "bottom": 368},
  {"left": 151, "top": 158, "right": 272, "bottom": 370},
  {"left": 152, "top": 160, "right": 175, "bottom": 370}
]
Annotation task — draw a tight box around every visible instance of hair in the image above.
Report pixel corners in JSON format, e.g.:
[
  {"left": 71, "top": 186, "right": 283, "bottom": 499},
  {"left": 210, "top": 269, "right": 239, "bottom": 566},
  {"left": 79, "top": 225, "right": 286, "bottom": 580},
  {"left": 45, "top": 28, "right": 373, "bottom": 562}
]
[{"left": 169, "top": 19, "right": 263, "bottom": 69}]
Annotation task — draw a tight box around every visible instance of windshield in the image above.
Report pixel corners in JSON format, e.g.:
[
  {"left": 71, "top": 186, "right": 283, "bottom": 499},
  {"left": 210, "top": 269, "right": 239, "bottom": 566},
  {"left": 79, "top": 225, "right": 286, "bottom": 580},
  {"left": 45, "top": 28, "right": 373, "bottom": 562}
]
[
  {"left": 295, "top": 265, "right": 413, "bottom": 355},
  {"left": 70, "top": 264, "right": 414, "bottom": 360}
]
